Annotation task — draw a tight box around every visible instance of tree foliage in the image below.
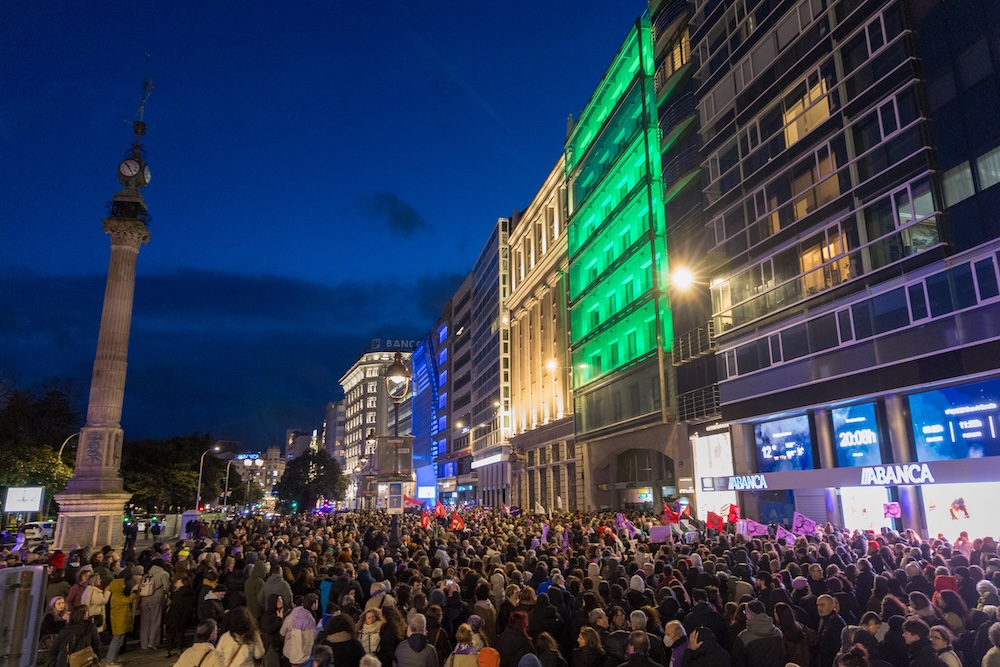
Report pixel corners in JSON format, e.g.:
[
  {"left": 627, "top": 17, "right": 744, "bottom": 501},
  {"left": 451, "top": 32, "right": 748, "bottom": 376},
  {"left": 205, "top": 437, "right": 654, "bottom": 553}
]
[
  {"left": 274, "top": 449, "right": 346, "bottom": 512},
  {"left": 0, "top": 385, "right": 81, "bottom": 510},
  {"left": 121, "top": 433, "right": 235, "bottom": 512}
]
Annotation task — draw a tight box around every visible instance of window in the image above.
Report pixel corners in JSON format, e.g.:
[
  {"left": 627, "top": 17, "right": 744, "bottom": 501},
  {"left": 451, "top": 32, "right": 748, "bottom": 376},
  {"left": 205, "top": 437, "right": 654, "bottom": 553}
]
[
  {"left": 626, "top": 331, "right": 638, "bottom": 357},
  {"left": 367, "top": 382, "right": 377, "bottom": 393},
  {"left": 943, "top": 163, "right": 975, "bottom": 207},
  {"left": 366, "top": 412, "right": 377, "bottom": 424},
  {"left": 783, "top": 77, "right": 830, "bottom": 147},
  {"left": 975, "top": 259, "right": 1000, "bottom": 299},
  {"left": 366, "top": 397, "right": 377, "bottom": 409},
  {"left": 366, "top": 367, "right": 379, "bottom": 378},
  {"left": 976, "top": 146, "right": 1000, "bottom": 191}
]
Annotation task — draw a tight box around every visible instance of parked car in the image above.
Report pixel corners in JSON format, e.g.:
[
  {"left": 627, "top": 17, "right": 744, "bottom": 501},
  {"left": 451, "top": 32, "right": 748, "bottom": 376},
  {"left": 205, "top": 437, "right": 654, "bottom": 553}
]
[{"left": 19, "top": 521, "right": 54, "bottom": 541}]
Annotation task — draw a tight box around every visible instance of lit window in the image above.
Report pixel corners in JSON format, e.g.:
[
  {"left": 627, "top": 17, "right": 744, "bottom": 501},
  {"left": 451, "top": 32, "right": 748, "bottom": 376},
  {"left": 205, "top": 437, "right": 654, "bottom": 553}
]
[
  {"left": 783, "top": 78, "right": 830, "bottom": 147},
  {"left": 942, "top": 163, "right": 975, "bottom": 207},
  {"left": 976, "top": 146, "right": 1000, "bottom": 191}
]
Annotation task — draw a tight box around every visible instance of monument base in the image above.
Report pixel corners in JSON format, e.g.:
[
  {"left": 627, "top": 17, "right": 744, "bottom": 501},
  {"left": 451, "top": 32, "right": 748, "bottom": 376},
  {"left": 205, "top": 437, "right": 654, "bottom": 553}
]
[{"left": 53, "top": 491, "right": 131, "bottom": 551}]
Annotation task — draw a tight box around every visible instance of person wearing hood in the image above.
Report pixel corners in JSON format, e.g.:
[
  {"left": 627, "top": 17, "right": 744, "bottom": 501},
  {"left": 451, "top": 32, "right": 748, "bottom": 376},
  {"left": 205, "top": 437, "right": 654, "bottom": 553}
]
[
  {"left": 259, "top": 566, "right": 293, "bottom": 613},
  {"left": 281, "top": 593, "right": 319, "bottom": 667},
  {"left": 527, "top": 593, "right": 561, "bottom": 643},
  {"left": 246, "top": 561, "right": 269, "bottom": 620},
  {"left": 365, "top": 581, "right": 397, "bottom": 612},
  {"left": 140, "top": 556, "right": 172, "bottom": 650},
  {"left": 395, "top": 613, "right": 440, "bottom": 667},
  {"left": 731, "top": 600, "right": 784, "bottom": 667},
  {"left": 682, "top": 627, "right": 731, "bottom": 667}
]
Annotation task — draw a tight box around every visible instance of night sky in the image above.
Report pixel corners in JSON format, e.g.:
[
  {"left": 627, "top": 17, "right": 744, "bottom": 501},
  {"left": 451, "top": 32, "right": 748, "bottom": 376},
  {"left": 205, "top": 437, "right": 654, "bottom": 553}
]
[{"left": 1, "top": 2, "right": 647, "bottom": 450}]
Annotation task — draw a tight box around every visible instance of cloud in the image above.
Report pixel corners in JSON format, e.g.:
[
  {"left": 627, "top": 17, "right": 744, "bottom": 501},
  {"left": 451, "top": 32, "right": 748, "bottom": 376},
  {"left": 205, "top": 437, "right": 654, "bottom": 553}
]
[
  {"left": 357, "top": 191, "right": 430, "bottom": 236},
  {"left": 0, "top": 268, "right": 464, "bottom": 449}
]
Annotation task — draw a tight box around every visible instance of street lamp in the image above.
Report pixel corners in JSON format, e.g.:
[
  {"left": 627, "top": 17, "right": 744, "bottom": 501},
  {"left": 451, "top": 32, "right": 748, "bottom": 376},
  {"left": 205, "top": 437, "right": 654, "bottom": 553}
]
[
  {"left": 385, "top": 351, "right": 410, "bottom": 437},
  {"left": 57, "top": 432, "right": 80, "bottom": 460},
  {"left": 195, "top": 445, "right": 221, "bottom": 512}
]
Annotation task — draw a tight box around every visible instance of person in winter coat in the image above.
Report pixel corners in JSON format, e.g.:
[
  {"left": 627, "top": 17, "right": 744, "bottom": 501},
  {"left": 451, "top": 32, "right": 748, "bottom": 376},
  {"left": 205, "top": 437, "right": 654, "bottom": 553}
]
[
  {"left": 174, "top": 620, "right": 225, "bottom": 667},
  {"left": 48, "top": 606, "right": 100, "bottom": 667},
  {"left": 360, "top": 609, "right": 384, "bottom": 655},
  {"left": 365, "top": 581, "right": 397, "bottom": 612},
  {"left": 683, "top": 590, "right": 728, "bottom": 651},
  {"left": 199, "top": 585, "right": 227, "bottom": 625},
  {"left": 258, "top": 594, "right": 286, "bottom": 667},
  {"left": 880, "top": 616, "right": 909, "bottom": 667},
  {"left": 425, "top": 605, "right": 454, "bottom": 666},
  {"left": 901, "top": 618, "right": 947, "bottom": 667},
  {"left": 378, "top": 603, "right": 407, "bottom": 667},
  {"left": 731, "top": 600, "right": 784, "bottom": 667},
  {"left": 495, "top": 612, "right": 534, "bottom": 667},
  {"left": 260, "top": 568, "right": 293, "bottom": 613},
  {"left": 139, "top": 558, "right": 172, "bottom": 650},
  {"left": 105, "top": 569, "right": 138, "bottom": 663},
  {"left": 926, "top": 627, "right": 960, "bottom": 667},
  {"left": 682, "top": 627, "right": 731, "bottom": 667},
  {"left": 322, "top": 614, "right": 365, "bottom": 667},
  {"left": 617, "top": 630, "right": 666, "bottom": 667},
  {"left": 281, "top": 593, "right": 319, "bottom": 667},
  {"left": 165, "top": 575, "right": 198, "bottom": 657},
  {"left": 533, "top": 632, "right": 567, "bottom": 667},
  {"left": 473, "top": 583, "right": 499, "bottom": 645},
  {"left": 527, "top": 594, "right": 561, "bottom": 642},
  {"left": 217, "top": 607, "right": 266, "bottom": 667},
  {"left": 818, "top": 595, "right": 848, "bottom": 667},
  {"left": 395, "top": 613, "right": 440, "bottom": 667},
  {"left": 983, "top": 622, "right": 1000, "bottom": 667},
  {"left": 80, "top": 574, "right": 111, "bottom": 634},
  {"left": 772, "top": 602, "right": 813, "bottom": 667},
  {"left": 245, "top": 561, "right": 269, "bottom": 620},
  {"left": 443, "top": 624, "right": 480, "bottom": 667},
  {"left": 573, "top": 627, "right": 607, "bottom": 667}
]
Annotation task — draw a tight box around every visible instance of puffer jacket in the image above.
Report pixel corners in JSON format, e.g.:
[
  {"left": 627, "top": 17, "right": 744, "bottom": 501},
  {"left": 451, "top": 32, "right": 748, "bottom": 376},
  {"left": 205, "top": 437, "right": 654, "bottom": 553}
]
[{"left": 731, "top": 614, "right": 784, "bottom": 667}]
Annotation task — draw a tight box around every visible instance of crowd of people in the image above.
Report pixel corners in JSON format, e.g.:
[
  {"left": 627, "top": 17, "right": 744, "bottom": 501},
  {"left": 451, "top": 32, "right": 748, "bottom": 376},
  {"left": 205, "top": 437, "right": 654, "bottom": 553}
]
[{"left": 27, "top": 508, "right": 1000, "bottom": 667}]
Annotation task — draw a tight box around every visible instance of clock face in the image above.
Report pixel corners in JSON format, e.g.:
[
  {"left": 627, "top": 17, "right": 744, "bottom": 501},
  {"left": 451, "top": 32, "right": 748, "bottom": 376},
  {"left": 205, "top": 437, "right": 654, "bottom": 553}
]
[
  {"left": 143, "top": 164, "right": 152, "bottom": 184},
  {"left": 119, "top": 159, "right": 141, "bottom": 177}
]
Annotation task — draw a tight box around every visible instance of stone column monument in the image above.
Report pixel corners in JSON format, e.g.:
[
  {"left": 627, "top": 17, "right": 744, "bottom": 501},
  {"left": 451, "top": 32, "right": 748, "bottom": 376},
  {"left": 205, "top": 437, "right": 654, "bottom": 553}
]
[{"left": 54, "top": 82, "right": 153, "bottom": 551}]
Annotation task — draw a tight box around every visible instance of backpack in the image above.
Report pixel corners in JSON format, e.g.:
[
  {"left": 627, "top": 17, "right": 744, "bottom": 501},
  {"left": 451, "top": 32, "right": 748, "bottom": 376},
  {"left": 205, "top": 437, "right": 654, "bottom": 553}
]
[{"left": 139, "top": 574, "right": 155, "bottom": 597}]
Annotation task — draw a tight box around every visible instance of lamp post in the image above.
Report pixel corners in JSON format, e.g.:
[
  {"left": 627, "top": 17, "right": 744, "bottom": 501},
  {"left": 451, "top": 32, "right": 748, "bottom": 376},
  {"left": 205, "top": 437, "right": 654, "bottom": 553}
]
[
  {"left": 384, "top": 352, "right": 410, "bottom": 555},
  {"left": 222, "top": 459, "right": 235, "bottom": 514},
  {"left": 243, "top": 458, "right": 263, "bottom": 513},
  {"left": 195, "top": 445, "right": 221, "bottom": 512},
  {"left": 57, "top": 432, "right": 80, "bottom": 461}
]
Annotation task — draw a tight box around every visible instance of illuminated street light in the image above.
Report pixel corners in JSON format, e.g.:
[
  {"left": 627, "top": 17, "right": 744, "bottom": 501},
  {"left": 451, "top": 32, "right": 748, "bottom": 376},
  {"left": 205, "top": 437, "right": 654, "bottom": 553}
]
[
  {"left": 195, "top": 445, "right": 221, "bottom": 512},
  {"left": 671, "top": 267, "right": 695, "bottom": 290}
]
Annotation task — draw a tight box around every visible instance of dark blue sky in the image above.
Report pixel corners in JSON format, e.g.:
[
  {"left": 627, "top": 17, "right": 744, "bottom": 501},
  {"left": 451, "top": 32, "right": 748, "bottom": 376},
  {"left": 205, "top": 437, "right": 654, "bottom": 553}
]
[{"left": 1, "top": 2, "right": 647, "bottom": 450}]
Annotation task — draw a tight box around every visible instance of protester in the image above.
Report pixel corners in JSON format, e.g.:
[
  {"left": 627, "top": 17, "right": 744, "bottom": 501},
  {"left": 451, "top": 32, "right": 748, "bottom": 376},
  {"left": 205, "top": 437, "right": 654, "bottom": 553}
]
[
  {"left": 173, "top": 620, "right": 225, "bottom": 667},
  {"left": 47, "top": 606, "right": 100, "bottom": 667}
]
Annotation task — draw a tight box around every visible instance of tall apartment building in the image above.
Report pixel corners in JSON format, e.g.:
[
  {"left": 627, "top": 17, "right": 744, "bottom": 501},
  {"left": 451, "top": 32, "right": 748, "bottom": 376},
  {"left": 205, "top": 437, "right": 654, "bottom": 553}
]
[
  {"left": 690, "top": 0, "right": 1000, "bottom": 537},
  {"left": 322, "top": 401, "right": 346, "bottom": 467},
  {"left": 435, "top": 275, "right": 476, "bottom": 505},
  {"left": 339, "top": 343, "right": 414, "bottom": 507},
  {"left": 411, "top": 318, "right": 450, "bottom": 501},
  {"left": 469, "top": 218, "right": 513, "bottom": 507},
  {"left": 507, "top": 157, "right": 579, "bottom": 511},
  {"left": 565, "top": 18, "right": 690, "bottom": 512}
]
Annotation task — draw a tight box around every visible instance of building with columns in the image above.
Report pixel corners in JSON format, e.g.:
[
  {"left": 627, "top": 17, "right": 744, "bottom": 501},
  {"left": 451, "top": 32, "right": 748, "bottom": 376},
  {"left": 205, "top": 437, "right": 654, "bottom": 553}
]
[{"left": 507, "top": 157, "right": 579, "bottom": 512}]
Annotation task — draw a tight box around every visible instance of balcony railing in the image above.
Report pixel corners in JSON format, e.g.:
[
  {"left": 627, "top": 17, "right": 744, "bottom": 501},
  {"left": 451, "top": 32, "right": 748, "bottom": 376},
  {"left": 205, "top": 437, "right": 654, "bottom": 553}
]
[
  {"left": 672, "top": 321, "right": 717, "bottom": 365},
  {"left": 677, "top": 385, "right": 720, "bottom": 422},
  {"left": 652, "top": 0, "right": 688, "bottom": 47}
]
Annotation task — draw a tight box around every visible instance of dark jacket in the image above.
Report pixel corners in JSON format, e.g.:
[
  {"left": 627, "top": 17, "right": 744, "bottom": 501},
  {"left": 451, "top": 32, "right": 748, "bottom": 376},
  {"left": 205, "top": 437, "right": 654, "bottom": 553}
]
[
  {"left": 731, "top": 614, "right": 785, "bottom": 667},
  {"left": 537, "top": 647, "right": 568, "bottom": 667},
  {"left": 165, "top": 584, "right": 198, "bottom": 629},
  {"left": 574, "top": 646, "right": 608, "bottom": 667},
  {"left": 325, "top": 634, "right": 365, "bottom": 667},
  {"left": 682, "top": 627, "right": 731, "bottom": 667},
  {"left": 198, "top": 593, "right": 225, "bottom": 624},
  {"left": 395, "top": 633, "right": 440, "bottom": 667},
  {"left": 494, "top": 627, "right": 534, "bottom": 667},
  {"left": 527, "top": 600, "right": 562, "bottom": 641},
  {"left": 683, "top": 604, "right": 728, "bottom": 651},
  {"left": 48, "top": 621, "right": 100, "bottom": 667},
  {"left": 818, "top": 613, "right": 847, "bottom": 667},
  {"left": 906, "top": 639, "right": 947, "bottom": 667},
  {"left": 616, "top": 655, "right": 666, "bottom": 667},
  {"left": 259, "top": 595, "right": 285, "bottom": 656}
]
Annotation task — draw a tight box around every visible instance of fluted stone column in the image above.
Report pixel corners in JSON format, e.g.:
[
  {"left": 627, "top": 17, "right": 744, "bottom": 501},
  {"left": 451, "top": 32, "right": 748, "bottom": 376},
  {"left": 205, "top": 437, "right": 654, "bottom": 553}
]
[{"left": 55, "top": 209, "right": 149, "bottom": 550}]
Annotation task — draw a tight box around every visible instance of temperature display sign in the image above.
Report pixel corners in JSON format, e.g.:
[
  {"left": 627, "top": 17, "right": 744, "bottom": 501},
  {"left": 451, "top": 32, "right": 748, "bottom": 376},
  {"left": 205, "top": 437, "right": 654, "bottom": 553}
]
[
  {"left": 832, "top": 403, "right": 883, "bottom": 467},
  {"left": 910, "top": 377, "right": 1000, "bottom": 462},
  {"left": 754, "top": 415, "right": 814, "bottom": 473}
]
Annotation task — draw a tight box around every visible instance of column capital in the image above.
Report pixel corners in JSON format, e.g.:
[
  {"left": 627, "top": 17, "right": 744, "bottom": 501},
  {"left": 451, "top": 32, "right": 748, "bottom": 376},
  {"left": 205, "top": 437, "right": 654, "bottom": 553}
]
[{"left": 103, "top": 217, "right": 151, "bottom": 247}]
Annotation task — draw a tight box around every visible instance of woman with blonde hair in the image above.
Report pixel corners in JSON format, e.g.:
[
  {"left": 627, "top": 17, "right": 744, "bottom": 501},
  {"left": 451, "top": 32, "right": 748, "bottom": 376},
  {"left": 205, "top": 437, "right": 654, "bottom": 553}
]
[
  {"left": 360, "top": 608, "right": 384, "bottom": 655},
  {"left": 80, "top": 573, "right": 110, "bottom": 633},
  {"left": 444, "top": 624, "right": 480, "bottom": 667}
]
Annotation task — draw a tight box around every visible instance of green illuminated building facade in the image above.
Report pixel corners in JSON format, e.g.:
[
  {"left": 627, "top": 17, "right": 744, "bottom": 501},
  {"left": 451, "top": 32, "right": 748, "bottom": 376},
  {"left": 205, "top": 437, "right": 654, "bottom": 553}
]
[{"left": 566, "top": 18, "right": 688, "bottom": 510}]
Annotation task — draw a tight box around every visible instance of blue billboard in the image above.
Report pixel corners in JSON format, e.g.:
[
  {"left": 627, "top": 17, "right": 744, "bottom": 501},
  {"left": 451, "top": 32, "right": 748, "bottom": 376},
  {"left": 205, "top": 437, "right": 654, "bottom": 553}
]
[
  {"left": 754, "top": 415, "right": 814, "bottom": 473},
  {"left": 832, "top": 402, "right": 883, "bottom": 467},
  {"left": 910, "top": 377, "right": 1000, "bottom": 462}
]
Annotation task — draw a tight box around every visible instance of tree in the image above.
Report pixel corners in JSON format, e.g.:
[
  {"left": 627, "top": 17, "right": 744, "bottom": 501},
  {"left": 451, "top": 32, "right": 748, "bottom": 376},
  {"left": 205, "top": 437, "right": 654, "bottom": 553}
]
[
  {"left": 120, "top": 434, "right": 234, "bottom": 512},
  {"left": 274, "top": 449, "right": 346, "bottom": 512}
]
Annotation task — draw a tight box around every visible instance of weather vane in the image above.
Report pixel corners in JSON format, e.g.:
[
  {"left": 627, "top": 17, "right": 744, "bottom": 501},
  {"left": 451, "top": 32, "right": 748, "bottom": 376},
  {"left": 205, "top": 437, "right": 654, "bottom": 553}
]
[{"left": 134, "top": 55, "right": 153, "bottom": 141}]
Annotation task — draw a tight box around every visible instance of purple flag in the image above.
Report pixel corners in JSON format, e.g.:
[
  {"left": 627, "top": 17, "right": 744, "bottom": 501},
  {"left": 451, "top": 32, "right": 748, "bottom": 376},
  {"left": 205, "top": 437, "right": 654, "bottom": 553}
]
[
  {"left": 541, "top": 521, "right": 550, "bottom": 543},
  {"left": 792, "top": 511, "right": 817, "bottom": 536},
  {"left": 746, "top": 518, "right": 769, "bottom": 537},
  {"left": 616, "top": 512, "right": 626, "bottom": 533},
  {"left": 776, "top": 524, "right": 796, "bottom": 544},
  {"left": 623, "top": 518, "right": 638, "bottom": 539}
]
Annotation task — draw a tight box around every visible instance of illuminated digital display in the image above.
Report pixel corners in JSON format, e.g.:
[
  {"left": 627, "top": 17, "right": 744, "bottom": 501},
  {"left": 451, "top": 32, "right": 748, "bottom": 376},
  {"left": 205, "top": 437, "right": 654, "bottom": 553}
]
[
  {"left": 922, "top": 482, "right": 997, "bottom": 542},
  {"left": 754, "top": 415, "right": 814, "bottom": 473},
  {"left": 832, "top": 403, "right": 883, "bottom": 467},
  {"left": 909, "top": 378, "right": 1000, "bottom": 462}
]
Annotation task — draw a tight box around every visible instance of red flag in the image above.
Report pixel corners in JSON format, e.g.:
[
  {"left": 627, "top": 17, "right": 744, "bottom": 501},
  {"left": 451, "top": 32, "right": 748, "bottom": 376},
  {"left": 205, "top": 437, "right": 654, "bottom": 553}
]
[
  {"left": 727, "top": 504, "right": 741, "bottom": 523},
  {"left": 663, "top": 502, "right": 680, "bottom": 524},
  {"left": 449, "top": 512, "right": 466, "bottom": 532},
  {"left": 420, "top": 509, "right": 430, "bottom": 530},
  {"left": 403, "top": 495, "right": 422, "bottom": 508},
  {"left": 434, "top": 501, "right": 446, "bottom": 519},
  {"left": 680, "top": 505, "right": 691, "bottom": 519},
  {"left": 706, "top": 511, "right": 725, "bottom": 531}
]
